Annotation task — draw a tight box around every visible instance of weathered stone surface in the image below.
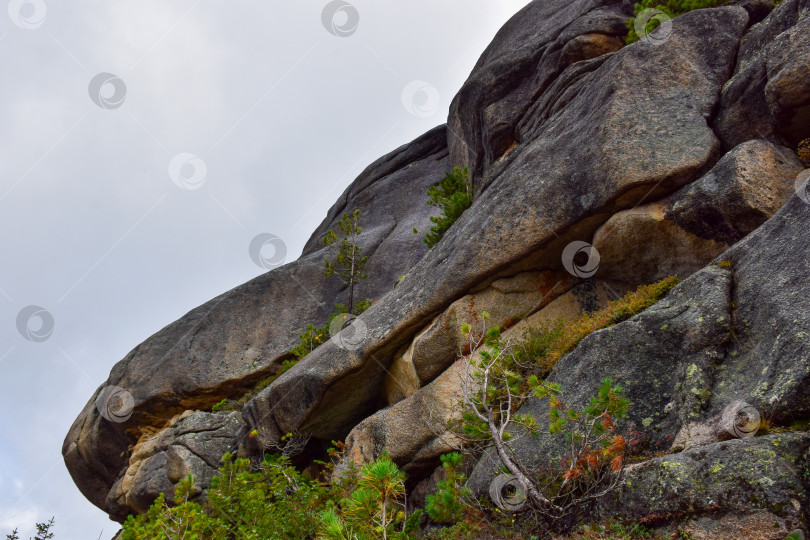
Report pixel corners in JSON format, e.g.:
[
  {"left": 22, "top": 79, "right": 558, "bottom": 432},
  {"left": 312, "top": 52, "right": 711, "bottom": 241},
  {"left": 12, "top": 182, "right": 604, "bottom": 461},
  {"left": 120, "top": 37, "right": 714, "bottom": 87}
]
[
  {"left": 469, "top": 193, "right": 810, "bottom": 494},
  {"left": 63, "top": 125, "right": 449, "bottom": 517},
  {"left": 515, "top": 279, "right": 633, "bottom": 327},
  {"left": 593, "top": 139, "right": 803, "bottom": 283},
  {"left": 447, "top": 0, "right": 633, "bottom": 179},
  {"left": 64, "top": 0, "right": 810, "bottom": 527},
  {"left": 106, "top": 411, "right": 244, "bottom": 519},
  {"left": 715, "top": 0, "right": 810, "bottom": 148},
  {"left": 558, "top": 33, "right": 625, "bottom": 68},
  {"left": 666, "top": 139, "right": 803, "bottom": 242},
  {"left": 593, "top": 202, "right": 728, "bottom": 284},
  {"left": 345, "top": 359, "right": 468, "bottom": 480},
  {"left": 600, "top": 433, "right": 810, "bottom": 538},
  {"left": 348, "top": 278, "right": 628, "bottom": 476},
  {"left": 382, "top": 270, "right": 575, "bottom": 405},
  {"left": 248, "top": 6, "right": 748, "bottom": 453}
]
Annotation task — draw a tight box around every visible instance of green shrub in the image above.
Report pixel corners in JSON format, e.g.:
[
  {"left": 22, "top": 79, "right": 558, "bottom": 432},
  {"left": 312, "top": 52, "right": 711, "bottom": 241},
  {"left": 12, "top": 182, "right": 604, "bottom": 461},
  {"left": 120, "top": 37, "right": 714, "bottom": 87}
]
[
  {"left": 123, "top": 453, "right": 332, "bottom": 540},
  {"left": 509, "top": 276, "right": 680, "bottom": 382},
  {"left": 317, "top": 453, "right": 421, "bottom": 540},
  {"left": 569, "top": 519, "right": 657, "bottom": 539},
  {"left": 452, "top": 278, "right": 680, "bottom": 531},
  {"left": 290, "top": 302, "right": 371, "bottom": 360},
  {"left": 414, "top": 167, "right": 473, "bottom": 249},
  {"left": 290, "top": 320, "right": 332, "bottom": 360},
  {"left": 5, "top": 519, "right": 55, "bottom": 540},
  {"left": 626, "top": 0, "right": 728, "bottom": 44},
  {"left": 425, "top": 452, "right": 471, "bottom": 524},
  {"left": 211, "top": 398, "right": 229, "bottom": 412},
  {"left": 121, "top": 449, "right": 419, "bottom": 540},
  {"left": 457, "top": 277, "right": 679, "bottom": 445}
]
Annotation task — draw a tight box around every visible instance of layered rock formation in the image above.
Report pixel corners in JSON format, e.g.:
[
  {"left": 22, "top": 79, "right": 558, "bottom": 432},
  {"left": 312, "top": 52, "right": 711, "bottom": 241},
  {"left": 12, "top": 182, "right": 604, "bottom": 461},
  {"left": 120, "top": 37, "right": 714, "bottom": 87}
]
[{"left": 65, "top": 0, "right": 810, "bottom": 535}]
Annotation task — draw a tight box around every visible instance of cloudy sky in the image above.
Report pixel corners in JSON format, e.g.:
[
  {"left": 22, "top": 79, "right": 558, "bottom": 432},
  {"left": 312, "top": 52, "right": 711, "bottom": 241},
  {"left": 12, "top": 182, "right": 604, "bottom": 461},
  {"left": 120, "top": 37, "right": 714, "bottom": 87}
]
[{"left": 0, "top": 0, "right": 531, "bottom": 537}]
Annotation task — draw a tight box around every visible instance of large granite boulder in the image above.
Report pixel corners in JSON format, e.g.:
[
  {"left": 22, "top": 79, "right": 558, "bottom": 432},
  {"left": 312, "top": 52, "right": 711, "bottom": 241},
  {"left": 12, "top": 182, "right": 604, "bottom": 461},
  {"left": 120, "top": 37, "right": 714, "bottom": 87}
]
[
  {"left": 63, "top": 0, "right": 810, "bottom": 527},
  {"left": 446, "top": 0, "right": 633, "bottom": 180},
  {"left": 63, "top": 125, "right": 450, "bottom": 517},
  {"left": 714, "top": 0, "right": 810, "bottom": 149},
  {"left": 246, "top": 4, "right": 749, "bottom": 450},
  {"left": 601, "top": 433, "right": 810, "bottom": 538},
  {"left": 593, "top": 139, "right": 803, "bottom": 284},
  {"left": 106, "top": 411, "right": 244, "bottom": 518},
  {"left": 345, "top": 278, "right": 632, "bottom": 476},
  {"left": 468, "top": 193, "right": 810, "bottom": 522}
]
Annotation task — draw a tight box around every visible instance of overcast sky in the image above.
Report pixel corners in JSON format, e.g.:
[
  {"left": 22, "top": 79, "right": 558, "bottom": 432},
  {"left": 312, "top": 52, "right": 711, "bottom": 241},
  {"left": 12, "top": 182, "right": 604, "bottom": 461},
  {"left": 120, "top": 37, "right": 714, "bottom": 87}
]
[{"left": 0, "top": 1, "right": 531, "bottom": 537}]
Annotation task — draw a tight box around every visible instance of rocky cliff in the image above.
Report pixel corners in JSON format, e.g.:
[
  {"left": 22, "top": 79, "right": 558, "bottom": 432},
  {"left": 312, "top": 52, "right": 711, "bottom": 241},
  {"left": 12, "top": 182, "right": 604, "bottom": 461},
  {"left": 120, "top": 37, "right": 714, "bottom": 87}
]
[{"left": 64, "top": 0, "right": 810, "bottom": 536}]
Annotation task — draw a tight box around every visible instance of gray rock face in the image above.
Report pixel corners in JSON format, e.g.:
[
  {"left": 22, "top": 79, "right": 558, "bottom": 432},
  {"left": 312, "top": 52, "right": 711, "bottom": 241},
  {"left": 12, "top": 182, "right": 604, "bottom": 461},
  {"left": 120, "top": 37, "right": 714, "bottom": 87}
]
[
  {"left": 593, "top": 139, "right": 803, "bottom": 284},
  {"left": 106, "top": 411, "right": 244, "bottom": 520},
  {"left": 468, "top": 194, "right": 810, "bottom": 517},
  {"left": 601, "top": 433, "right": 810, "bottom": 537},
  {"left": 468, "top": 264, "right": 734, "bottom": 494},
  {"left": 447, "top": 0, "right": 633, "bottom": 180},
  {"left": 63, "top": 0, "right": 810, "bottom": 527},
  {"left": 248, "top": 4, "right": 749, "bottom": 449},
  {"left": 63, "top": 126, "right": 449, "bottom": 517},
  {"left": 715, "top": 0, "right": 810, "bottom": 149}
]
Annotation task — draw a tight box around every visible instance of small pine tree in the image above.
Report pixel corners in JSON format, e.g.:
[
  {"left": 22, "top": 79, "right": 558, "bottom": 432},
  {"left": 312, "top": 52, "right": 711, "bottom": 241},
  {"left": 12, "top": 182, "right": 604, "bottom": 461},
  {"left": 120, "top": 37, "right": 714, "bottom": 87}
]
[
  {"left": 426, "top": 452, "right": 471, "bottom": 524},
  {"left": 318, "top": 453, "right": 420, "bottom": 540},
  {"left": 414, "top": 167, "right": 473, "bottom": 249},
  {"left": 625, "top": 0, "right": 728, "bottom": 44},
  {"left": 5, "top": 518, "right": 55, "bottom": 540},
  {"left": 324, "top": 210, "right": 368, "bottom": 315}
]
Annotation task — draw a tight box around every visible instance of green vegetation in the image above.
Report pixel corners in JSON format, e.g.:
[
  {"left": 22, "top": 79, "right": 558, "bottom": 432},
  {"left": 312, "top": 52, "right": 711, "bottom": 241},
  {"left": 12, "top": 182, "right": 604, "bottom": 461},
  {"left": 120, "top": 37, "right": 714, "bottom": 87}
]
[
  {"left": 318, "top": 453, "right": 421, "bottom": 539},
  {"left": 324, "top": 209, "right": 368, "bottom": 315},
  {"left": 626, "top": 0, "right": 728, "bottom": 44},
  {"left": 122, "top": 453, "right": 331, "bottom": 539},
  {"left": 425, "top": 452, "right": 470, "bottom": 524},
  {"left": 95, "top": 279, "right": 685, "bottom": 538},
  {"left": 566, "top": 520, "right": 657, "bottom": 538},
  {"left": 5, "top": 519, "right": 55, "bottom": 540},
  {"left": 508, "top": 276, "right": 680, "bottom": 379},
  {"left": 458, "top": 314, "right": 632, "bottom": 528},
  {"left": 449, "top": 278, "right": 679, "bottom": 531},
  {"left": 120, "top": 449, "right": 422, "bottom": 540},
  {"left": 290, "top": 301, "right": 372, "bottom": 360},
  {"left": 414, "top": 167, "right": 473, "bottom": 248}
]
